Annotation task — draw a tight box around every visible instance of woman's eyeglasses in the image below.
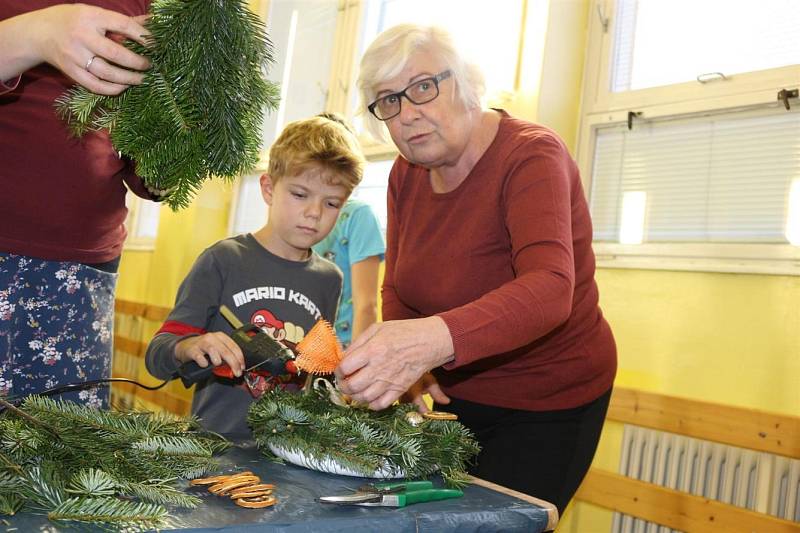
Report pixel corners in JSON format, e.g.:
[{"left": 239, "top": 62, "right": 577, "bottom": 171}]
[{"left": 368, "top": 70, "right": 452, "bottom": 121}]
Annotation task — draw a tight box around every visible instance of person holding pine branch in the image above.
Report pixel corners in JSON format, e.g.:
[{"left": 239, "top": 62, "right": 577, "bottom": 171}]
[
  {"left": 0, "top": 3, "right": 151, "bottom": 95},
  {"left": 146, "top": 116, "right": 366, "bottom": 438},
  {"left": 0, "top": 1, "right": 161, "bottom": 408},
  {"left": 55, "top": 0, "right": 281, "bottom": 211}
]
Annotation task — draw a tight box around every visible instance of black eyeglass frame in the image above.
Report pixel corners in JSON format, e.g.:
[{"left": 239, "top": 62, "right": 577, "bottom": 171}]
[{"left": 367, "top": 70, "right": 452, "bottom": 121}]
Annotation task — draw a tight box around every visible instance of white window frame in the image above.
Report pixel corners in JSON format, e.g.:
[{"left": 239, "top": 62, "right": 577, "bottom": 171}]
[
  {"left": 355, "top": 152, "right": 400, "bottom": 237},
  {"left": 123, "top": 194, "right": 161, "bottom": 251},
  {"left": 577, "top": 0, "right": 800, "bottom": 275},
  {"left": 325, "top": 0, "right": 535, "bottom": 156},
  {"left": 228, "top": 153, "right": 269, "bottom": 237}
]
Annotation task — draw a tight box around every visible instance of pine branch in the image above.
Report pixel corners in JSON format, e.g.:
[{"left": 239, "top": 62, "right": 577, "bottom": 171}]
[
  {"left": 0, "top": 398, "right": 58, "bottom": 435},
  {"left": 0, "top": 396, "right": 229, "bottom": 526},
  {"left": 174, "top": 457, "right": 222, "bottom": 481},
  {"left": 66, "top": 469, "right": 118, "bottom": 497},
  {"left": 55, "top": 0, "right": 281, "bottom": 210},
  {"left": 0, "top": 492, "right": 23, "bottom": 516},
  {"left": 48, "top": 496, "right": 167, "bottom": 527},
  {"left": 0, "top": 427, "right": 34, "bottom": 472},
  {"left": 0, "top": 472, "right": 23, "bottom": 491},
  {"left": 131, "top": 436, "right": 213, "bottom": 457},
  {"left": 248, "top": 386, "right": 480, "bottom": 486},
  {"left": 25, "top": 465, "right": 67, "bottom": 509},
  {"left": 119, "top": 479, "right": 201, "bottom": 508}
]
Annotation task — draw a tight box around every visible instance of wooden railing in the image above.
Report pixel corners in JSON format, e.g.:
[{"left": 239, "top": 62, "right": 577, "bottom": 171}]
[
  {"left": 112, "top": 299, "right": 192, "bottom": 415},
  {"left": 575, "top": 387, "right": 800, "bottom": 533}
]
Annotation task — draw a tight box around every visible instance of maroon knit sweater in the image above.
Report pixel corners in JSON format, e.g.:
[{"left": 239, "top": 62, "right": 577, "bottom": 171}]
[
  {"left": 383, "top": 110, "right": 616, "bottom": 411},
  {"left": 0, "top": 0, "right": 151, "bottom": 264}
]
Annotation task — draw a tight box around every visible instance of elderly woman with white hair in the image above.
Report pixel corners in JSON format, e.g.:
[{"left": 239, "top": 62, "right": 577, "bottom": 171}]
[{"left": 335, "top": 24, "right": 617, "bottom": 514}]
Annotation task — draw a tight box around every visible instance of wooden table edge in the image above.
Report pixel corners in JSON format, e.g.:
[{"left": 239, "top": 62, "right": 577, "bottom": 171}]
[{"left": 468, "top": 476, "right": 559, "bottom": 531}]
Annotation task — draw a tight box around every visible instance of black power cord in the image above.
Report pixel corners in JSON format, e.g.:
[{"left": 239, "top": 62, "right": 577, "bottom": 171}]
[{"left": 1, "top": 377, "right": 172, "bottom": 410}]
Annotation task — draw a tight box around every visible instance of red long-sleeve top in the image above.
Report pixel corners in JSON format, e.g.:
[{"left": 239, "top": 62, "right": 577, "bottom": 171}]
[
  {"left": 383, "top": 110, "right": 616, "bottom": 411},
  {"left": 0, "top": 0, "right": 151, "bottom": 264}
]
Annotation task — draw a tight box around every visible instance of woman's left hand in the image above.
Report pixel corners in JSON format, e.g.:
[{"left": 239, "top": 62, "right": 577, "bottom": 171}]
[
  {"left": 33, "top": 4, "right": 151, "bottom": 95},
  {"left": 335, "top": 316, "right": 454, "bottom": 410},
  {"left": 400, "top": 372, "right": 451, "bottom": 413}
]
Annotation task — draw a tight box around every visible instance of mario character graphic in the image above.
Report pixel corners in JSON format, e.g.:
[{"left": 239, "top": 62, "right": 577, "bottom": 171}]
[
  {"left": 250, "top": 309, "right": 305, "bottom": 346},
  {"left": 250, "top": 309, "right": 286, "bottom": 342},
  {"left": 242, "top": 309, "right": 306, "bottom": 397}
]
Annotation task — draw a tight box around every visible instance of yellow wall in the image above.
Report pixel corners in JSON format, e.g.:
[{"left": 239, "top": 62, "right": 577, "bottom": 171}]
[
  {"left": 115, "top": 180, "right": 238, "bottom": 412},
  {"left": 598, "top": 269, "right": 799, "bottom": 414},
  {"left": 119, "top": 180, "right": 235, "bottom": 306},
  {"left": 505, "top": 0, "right": 589, "bottom": 151},
  {"left": 561, "top": 270, "right": 800, "bottom": 532}
]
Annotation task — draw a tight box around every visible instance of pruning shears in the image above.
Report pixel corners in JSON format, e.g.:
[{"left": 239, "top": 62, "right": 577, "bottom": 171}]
[{"left": 318, "top": 480, "right": 463, "bottom": 507}]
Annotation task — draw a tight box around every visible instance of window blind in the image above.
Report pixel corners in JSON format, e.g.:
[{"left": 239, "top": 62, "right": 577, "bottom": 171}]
[{"left": 590, "top": 108, "right": 800, "bottom": 244}]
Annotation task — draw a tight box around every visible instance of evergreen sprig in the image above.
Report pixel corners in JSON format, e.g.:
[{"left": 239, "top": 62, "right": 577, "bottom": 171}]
[
  {"left": 48, "top": 497, "right": 167, "bottom": 527},
  {"left": 56, "top": 0, "right": 281, "bottom": 210},
  {"left": 66, "top": 468, "right": 118, "bottom": 497},
  {"left": 248, "top": 386, "right": 481, "bottom": 487},
  {"left": 120, "top": 479, "right": 202, "bottom": 508},
  {"left": 0, "top": 396, "right": 229, "bottom": 528}
]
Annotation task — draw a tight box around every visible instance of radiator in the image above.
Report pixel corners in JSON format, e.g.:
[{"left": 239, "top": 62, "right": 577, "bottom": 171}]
[{"left": 612, "top": 425, "right": 800, "bottom": 533}]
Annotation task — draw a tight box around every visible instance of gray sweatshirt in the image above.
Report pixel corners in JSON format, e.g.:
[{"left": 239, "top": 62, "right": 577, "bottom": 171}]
[{"left": 145, "top": 234, "right": 341, "bottom": 438}]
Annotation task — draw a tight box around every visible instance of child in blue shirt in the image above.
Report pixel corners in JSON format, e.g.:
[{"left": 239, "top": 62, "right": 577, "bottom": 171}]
[{"left": 313, "top": 199, "right": 384, "bottom": 347}]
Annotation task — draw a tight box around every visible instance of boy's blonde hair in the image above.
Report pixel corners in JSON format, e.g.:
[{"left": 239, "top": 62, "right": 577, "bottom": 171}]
[{"left": 268, "top": 116, "right": 365, "bottom": 193}]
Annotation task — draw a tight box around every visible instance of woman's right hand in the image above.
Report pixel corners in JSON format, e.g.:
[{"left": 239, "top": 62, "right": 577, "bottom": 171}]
[
  {"left": 336, "top": 316, "right": 455, "bottom": 410},
  {"left": 32, "top": 4, "right": 151, "bottom": 95},
  {"left": 174, "top": 333, "right": 245, "bottom": 378}
]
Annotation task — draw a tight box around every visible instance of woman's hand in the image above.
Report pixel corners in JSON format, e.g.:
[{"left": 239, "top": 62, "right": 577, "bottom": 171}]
[
  {"left": 18, "top": 4, "right": 151, "bottom": 95},
  {"left": 400, "top": 372, "right": 451, "bottom": 413},
  {"left": 174, "top": 332, "right": 245, "bottom": 377},
  {"left": 335, "top": 316, "right": 454, "bottom": 410}
]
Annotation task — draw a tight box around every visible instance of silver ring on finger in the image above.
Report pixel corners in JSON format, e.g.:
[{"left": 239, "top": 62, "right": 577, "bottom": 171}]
[{"left": 85, "top": 55, "right": 97, "bottom": 71}]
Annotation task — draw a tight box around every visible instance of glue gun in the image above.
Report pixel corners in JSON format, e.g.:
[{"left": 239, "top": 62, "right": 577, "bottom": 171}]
[{"left": 176, "top": 305, "right": 297, "bottom": 387}]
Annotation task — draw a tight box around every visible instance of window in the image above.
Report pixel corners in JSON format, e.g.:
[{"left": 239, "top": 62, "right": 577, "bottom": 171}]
[
  {"left": 591, "top": 109, "right": 800, "bottom": 244},
  {"left": 123, "top": 192, "right": 161, "bottom": 250},
  {"left": 610, "top": 0, "right": 800, "bottom": 92},
  {"left": 329, "top": 0, "right": 527, "bottom": 144},
  {"left": 578, "top": 0, "right": 800, "bottom": 274},
  {"left": 359, "top": 0, "right": 524, "bottom": 99},
  {"left": 260, "top": 0, "right": 339, "bottom": 145},
  {"left": 352, "top": 158, "right": 395, "bottom": 237},
  {"left": 229, "top": 174, "right": 267, "bottom": 236}
]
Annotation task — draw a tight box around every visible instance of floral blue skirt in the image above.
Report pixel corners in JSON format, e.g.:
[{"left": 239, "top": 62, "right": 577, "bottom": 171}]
[{"left": 0, "top": 253, "right": 116, "bottom": 407}]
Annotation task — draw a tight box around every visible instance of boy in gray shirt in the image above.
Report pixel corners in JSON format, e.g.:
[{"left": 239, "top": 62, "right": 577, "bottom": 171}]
[{"left": 145, "top": 116, "right": 365, "bottom": 438}]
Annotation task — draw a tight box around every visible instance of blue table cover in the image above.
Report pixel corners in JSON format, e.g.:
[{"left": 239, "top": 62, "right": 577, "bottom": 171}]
[{"left": 4, "top": 442, "right": 552, "bottom": 532}]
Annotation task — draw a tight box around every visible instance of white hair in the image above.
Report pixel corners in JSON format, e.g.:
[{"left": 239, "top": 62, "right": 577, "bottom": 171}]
[{"left": 357, "top": 24, "right": 486, "bottom": 142}]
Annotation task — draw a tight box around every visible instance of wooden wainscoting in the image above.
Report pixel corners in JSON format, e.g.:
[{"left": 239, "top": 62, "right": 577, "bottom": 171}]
[
  {"left": 112, "top": 299, "right": 192, "bottom": 415},
  {"left": 575, "top": 387, "right": 800, "bottom": 533}
]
